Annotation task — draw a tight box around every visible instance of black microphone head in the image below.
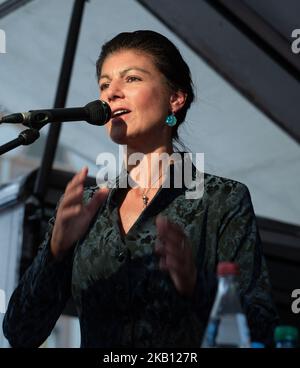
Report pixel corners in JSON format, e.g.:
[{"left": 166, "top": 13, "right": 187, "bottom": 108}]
[{"left": 85, "top": 100, "right": 111, "bottom": 126}]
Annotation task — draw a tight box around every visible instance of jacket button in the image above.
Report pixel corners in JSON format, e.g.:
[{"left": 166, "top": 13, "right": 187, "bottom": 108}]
[
  {"left": 118, "top": 249, "right": 131, "bottom": 262},
  {"left": 118, "top": 250, "right": 126, "bottom": 262}
]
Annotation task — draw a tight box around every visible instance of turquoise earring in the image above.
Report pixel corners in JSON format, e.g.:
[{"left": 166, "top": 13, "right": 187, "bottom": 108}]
[{"left": 165, "top": 113, "right": 177, "bottom": 127}]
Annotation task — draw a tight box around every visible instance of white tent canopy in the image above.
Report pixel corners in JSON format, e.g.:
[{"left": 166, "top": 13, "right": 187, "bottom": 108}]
[{"left": 0, "top": 0, "right": 299, "bottom": 225}]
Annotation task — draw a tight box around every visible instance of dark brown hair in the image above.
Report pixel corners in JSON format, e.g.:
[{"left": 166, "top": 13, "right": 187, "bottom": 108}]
[{"left": 96, "top": 30, "right": 194, "bottom": 144}]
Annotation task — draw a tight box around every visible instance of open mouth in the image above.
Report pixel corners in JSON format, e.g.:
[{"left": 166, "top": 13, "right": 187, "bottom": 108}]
[{"left": 112, "top": 109, "right": 131, "bottom": 119}]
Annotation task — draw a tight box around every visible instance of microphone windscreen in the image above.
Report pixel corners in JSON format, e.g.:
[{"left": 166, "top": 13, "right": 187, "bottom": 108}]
[{"left": 85, "top": 100, "right": 111, "bottom": 125}]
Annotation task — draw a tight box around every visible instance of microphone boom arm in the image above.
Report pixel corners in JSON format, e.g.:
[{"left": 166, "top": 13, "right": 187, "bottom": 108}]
[{"left": 0, "top": 128, "right": 40, "bottom": 156}]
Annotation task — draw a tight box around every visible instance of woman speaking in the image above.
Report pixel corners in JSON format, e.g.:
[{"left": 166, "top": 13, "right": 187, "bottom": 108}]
[{"left": 3, "top": 30, "right": 278, "bottom": 348}]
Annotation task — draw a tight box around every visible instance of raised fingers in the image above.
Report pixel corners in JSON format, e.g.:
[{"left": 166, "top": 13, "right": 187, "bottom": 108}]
[
  {"left": 61, "top": 167, "right": 88, "bottom": 207},
  {"left": 156, "top": 215, "right": 187, "bottom": 255},
  {"left": 156, "top": 215, "right": 185, "bottom": 240},
  {"left": 164, "top": 253, "right": 187, "bottom": 277},
  {"left": 85, "top": 187, "right": 110, "bottom": 214},
  {"left": 66, "top": 167, "right": 88, "bottom": 193},
  {"left": 62, "top": 185, "right": 84, "bottom": 208},
  {"left": 155, "top": 215, "right": 197, "bottom": 296},
  {"left": 59, "top": 204, "right": 82, "bottom": 222}
]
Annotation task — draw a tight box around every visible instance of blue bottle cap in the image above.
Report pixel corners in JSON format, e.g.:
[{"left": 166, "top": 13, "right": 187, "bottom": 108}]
[{"left": 251, "top": 341, "right": 265, "bottom": 348}]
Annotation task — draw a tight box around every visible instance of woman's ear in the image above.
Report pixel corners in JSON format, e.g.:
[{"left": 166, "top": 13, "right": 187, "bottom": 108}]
[{"left": 169, "top": 90, "right": 187, "bottom": 114}]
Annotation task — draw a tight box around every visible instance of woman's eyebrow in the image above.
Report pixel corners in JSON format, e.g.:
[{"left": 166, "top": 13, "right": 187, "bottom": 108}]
[
  {"left": 99, "top": 67, "right": 150, "bottom": 80},
  {"left": 120, "top": 67, "right": 150, "bottom": 76}
]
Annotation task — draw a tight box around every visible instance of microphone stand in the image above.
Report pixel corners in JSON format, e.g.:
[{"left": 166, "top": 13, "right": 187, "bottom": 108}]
[
  {"left": 34, "top": 0, "right": 87, "bottom": 201},
  {"left": 0, "top": 1, "right": 87, "bottom": 287},
  {"left": 0, "top": 128, "right": 40, "bottom": 156},
  {"left": 23, "top": 0, "right": 87, "bottom": 272}
]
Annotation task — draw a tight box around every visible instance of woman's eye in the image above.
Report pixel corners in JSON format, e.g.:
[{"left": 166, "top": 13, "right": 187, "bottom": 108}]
[
  {"left": 100, "top": 83, "right": 109, "bottom": 91},
  {"left": 126, "top": 76, "right": 141, "bottom": 83}
]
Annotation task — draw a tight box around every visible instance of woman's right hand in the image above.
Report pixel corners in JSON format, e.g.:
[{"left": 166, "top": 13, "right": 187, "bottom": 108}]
[{"left": 50, "top": 167, "right": 109, "bottom": 261}]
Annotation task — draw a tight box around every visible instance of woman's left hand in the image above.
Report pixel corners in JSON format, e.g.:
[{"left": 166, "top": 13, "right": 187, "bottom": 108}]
[{"left": 155, "top": 215, "right": 197, "bottom": 297}]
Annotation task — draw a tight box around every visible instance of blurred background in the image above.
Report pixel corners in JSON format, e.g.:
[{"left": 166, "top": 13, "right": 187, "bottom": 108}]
[{"left": 0, "top": 0, "right": 299, "bottom": 347}]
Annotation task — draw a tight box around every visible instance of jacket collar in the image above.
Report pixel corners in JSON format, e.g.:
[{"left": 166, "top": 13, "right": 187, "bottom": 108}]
[{"left": 106, "top": 152, "right": 204, "bottom": 216}]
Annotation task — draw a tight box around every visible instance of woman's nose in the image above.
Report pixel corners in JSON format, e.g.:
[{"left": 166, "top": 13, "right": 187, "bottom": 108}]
[{"left": 106, "top": 80, "right": 125, "bottom": 102}]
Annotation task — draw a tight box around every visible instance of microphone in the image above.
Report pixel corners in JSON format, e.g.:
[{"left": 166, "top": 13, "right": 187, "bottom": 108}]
[{"left": 0, "top": 100, "right": 111, "bottom": 129}]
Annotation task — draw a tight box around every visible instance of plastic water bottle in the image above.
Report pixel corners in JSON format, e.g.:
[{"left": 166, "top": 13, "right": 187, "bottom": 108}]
[
  {"left": 274, "top": 326, "right": 298, "bottom": 348},
  {"left": 201, "top": 262, "right": 251, "bottom": 348}
]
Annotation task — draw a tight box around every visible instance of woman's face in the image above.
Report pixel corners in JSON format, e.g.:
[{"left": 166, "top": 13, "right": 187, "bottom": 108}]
[{"left": 99, "top": 49, "right": 177, "bottom": 148}]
